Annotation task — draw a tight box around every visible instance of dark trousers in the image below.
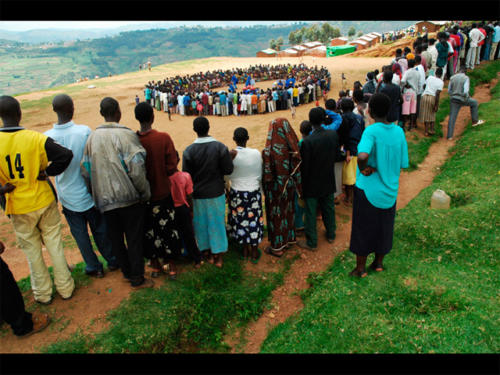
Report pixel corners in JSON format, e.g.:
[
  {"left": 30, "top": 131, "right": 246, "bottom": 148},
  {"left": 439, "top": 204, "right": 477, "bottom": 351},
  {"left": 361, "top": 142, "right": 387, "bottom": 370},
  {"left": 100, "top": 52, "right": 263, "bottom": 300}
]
[
  {"left": 1, "top": 257, "right": 33, "bottom": 336},
  {"left": 304, "top": 194, "right": 336, "bottom": 248},
  {"left": 104, "top": 203, "right": 145, "bottom": 286},
  {"left": 62, "top": 205, "right": 118, "bottom": 273},
  {"left": 174, "top": 204, "right": 202, "bottom": 263}
]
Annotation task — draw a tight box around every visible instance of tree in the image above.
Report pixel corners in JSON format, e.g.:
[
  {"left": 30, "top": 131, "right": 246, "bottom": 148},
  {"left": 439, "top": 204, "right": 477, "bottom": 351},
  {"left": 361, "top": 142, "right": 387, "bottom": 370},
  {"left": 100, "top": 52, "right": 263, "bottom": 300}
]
[
  {"left": 269, "top": 39, "right": 277, "bottom": 50},
  {"left": 306, "top": 24, "right": 320, "bottom": 42},
  {"left": 348, "top": 26, "right": 356, "bottom": 37},
  {"left": 357, "top": 31, "right": 363, "bottom": 37},
  {"left": 332, "top": 27, "right": 341, "bottom": 38},
  {"left": 276, "top": 37, "right": 284, "bottom": 51},
  {"left": 295, "top": 31, "right": 303, "bottom": 44},
  {"left": 289, "top": 31, "right": 298, "bottom": 46}
]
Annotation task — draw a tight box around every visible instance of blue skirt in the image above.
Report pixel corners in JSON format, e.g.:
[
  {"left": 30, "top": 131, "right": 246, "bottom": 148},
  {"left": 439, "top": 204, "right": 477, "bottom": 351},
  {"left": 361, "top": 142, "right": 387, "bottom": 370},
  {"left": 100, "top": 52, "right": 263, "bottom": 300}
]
[
  {"left": 192, "top": 194, "right": 228, "bottom": 254},
  {"left": 227, "top": 188, "right": 264, "bottom": 246}
]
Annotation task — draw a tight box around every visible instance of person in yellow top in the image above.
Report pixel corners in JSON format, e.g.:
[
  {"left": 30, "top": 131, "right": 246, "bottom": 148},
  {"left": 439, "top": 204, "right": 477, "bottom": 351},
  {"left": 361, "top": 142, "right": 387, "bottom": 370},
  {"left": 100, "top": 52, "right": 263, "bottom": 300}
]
[
  {"left": 292, "top": 86, "right": 299, "bottom": 107},
  {"left": 0, "top": 96, "right": 75, "bottom": 305}
]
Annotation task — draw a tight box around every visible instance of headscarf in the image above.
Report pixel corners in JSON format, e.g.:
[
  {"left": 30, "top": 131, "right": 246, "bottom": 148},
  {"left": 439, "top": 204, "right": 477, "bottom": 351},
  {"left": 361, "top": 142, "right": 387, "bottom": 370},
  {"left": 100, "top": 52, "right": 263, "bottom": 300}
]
[
  {"left": 262, "top": 118, "right": 302, "bottom": 197},
  {"left": 392, "top": 63, "right": 402, "bottom": 79},
  {"left": 406, "top": 53, "right": 415, "bottom": 60}
]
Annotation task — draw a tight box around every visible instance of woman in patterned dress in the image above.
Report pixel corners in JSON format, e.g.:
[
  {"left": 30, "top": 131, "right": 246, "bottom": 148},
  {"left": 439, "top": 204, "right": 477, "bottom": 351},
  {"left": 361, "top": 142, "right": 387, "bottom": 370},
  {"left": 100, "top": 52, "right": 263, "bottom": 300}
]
[
  {"left": 262, "top": 118, "right": 302, "bottom": 257},
  {"left": 227, "top": 128, "right": 264, "bottom": 262}
]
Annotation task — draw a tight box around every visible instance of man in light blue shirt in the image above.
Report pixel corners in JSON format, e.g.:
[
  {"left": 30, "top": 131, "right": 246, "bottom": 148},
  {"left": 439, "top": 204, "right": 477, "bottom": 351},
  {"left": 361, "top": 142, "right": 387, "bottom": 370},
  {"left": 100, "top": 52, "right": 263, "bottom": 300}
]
[
  {"left": 490, "top": 22, "right": 500, "bottom": 61},
  {"left": 45, "top": 95, "right": 118, "bottom": 278},
  {"left": 349, "top": 93, "right": 409, "bottom": 278}
]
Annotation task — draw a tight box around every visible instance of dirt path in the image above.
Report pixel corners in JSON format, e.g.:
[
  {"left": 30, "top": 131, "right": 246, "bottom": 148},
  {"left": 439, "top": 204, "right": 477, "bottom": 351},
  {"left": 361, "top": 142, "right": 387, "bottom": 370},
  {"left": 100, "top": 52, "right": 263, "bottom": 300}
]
[
  {"left": 233, "top": 77, "right": 496, "bottom": 354},
  {"left": 0, "top": 59, "right": 494, "bottom": 353}
]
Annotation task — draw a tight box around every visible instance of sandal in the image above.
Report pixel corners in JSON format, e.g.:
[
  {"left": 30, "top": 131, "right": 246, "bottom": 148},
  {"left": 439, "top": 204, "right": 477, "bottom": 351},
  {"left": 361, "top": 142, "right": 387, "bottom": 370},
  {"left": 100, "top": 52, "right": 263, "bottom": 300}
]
[
  {"left": 349, "top": 269, "right": 368, "bottom": 278},
  {"left": 265, "top": 246, "right": 284, "bottom": 258},
  {"left": 369, "top": 262, "right": 385, "bottom": 272},
  {"left": 251, "top": 249, "right": 262, "bottom": 264}
]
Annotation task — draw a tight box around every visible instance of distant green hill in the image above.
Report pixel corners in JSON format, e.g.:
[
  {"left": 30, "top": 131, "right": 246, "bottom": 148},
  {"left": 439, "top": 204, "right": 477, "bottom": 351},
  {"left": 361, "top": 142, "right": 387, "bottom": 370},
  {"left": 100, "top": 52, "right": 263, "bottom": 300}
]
[{"left": 1, "top": 22, "right": 415, "bottom": 96}]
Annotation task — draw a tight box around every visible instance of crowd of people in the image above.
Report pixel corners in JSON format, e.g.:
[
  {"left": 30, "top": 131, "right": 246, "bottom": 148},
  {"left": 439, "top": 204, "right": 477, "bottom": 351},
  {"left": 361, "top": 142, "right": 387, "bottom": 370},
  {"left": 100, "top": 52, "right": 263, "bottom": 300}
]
[
  {"left": 355, "top": 22, "right": 495, "bottom": 137},
  {"left": 140, "top": 64, "right": 332, "bottom": 118},
  {"left": 0, "top": 21, "right": 495, "bottom": 338}
]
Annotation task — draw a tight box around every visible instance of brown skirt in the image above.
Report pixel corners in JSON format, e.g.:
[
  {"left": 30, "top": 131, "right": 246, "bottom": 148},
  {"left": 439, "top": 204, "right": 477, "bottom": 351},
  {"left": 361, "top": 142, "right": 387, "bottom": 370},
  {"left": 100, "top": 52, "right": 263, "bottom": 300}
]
[{"left": 418, "top": 94, "right": 437, "bottom": 123}]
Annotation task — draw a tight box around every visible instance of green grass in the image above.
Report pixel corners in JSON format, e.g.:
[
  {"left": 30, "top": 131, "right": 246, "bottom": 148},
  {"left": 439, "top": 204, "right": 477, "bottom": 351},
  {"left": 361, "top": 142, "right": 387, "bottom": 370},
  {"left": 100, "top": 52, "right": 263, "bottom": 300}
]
[
  {"left": 260, "top": 77, "right": 500, "bottom": 353},
  {"left": 405, "top": 60, "right": 500, "bottom": 171},
  {"left": 41, "top": 245, "right": 292, "bottom": 353}
]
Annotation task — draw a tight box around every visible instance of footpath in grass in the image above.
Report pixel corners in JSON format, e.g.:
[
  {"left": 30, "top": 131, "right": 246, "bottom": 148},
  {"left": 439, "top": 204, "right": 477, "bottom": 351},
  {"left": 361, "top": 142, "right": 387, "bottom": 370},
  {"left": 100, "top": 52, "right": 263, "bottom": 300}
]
[
  {"left": 40, "top": 247, "right": 293, "bottom": 353},
  {"left": 260, "top": 76, "right": 500, "bottom": 353},
  {"left": 405, "top": 60, "right": 500, "bottom": 171}
]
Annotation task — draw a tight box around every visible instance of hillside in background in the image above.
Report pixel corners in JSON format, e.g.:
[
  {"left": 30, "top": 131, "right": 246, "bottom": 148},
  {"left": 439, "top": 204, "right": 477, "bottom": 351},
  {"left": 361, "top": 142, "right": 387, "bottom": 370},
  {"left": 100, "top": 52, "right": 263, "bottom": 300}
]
[{"left": 0, "top": 21, "right": 415, "bottom": 95}]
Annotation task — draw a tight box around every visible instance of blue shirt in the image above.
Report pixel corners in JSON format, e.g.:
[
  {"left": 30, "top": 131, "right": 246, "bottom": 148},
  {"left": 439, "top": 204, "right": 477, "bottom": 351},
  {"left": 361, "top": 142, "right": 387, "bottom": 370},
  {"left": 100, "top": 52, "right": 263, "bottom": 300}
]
[
  {"left": 44, "top": 121, "right": 95, "bottom": 212},
  {"left": 220, "top": 93, "right": 227, "bottom": 105},
  {"left": 324, "top": 110, "right": 342, "bottom": 131},
  {"left": 493, "top": 26, "right": 500, "bottom": 43},
  {"left": 355, "top": 122, "right": 409, "bottom": 209}
]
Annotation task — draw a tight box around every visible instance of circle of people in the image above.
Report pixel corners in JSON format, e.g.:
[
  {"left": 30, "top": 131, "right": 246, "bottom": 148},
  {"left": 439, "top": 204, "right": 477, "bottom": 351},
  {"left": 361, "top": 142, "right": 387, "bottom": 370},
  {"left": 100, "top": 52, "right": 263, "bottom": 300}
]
[
  {"left": 0, "top": 20, "right": 495, "bottom": 336},
  {"left": 138, "top": 64, "right": 331, "bottom": 118}
]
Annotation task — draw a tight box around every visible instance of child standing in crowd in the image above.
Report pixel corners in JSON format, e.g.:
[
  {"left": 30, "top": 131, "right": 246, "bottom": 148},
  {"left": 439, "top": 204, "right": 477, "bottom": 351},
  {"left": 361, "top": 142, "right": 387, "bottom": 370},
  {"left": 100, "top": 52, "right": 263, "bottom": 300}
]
[
  {"left": 169, "top": 152, "right": 203, "bottom": 268},
  {"left": 340, "top": 99, "right": 365, "bottom": 206},
  {"left": 402, "top": 82, "right": 417, "bottom": 131}
]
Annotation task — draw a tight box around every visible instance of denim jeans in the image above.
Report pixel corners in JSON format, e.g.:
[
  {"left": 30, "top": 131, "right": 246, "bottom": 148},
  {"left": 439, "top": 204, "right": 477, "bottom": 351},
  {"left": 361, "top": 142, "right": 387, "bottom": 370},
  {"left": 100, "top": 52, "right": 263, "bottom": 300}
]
[{"left": 62, "top": 205, "right": 118, "bottom": 273}]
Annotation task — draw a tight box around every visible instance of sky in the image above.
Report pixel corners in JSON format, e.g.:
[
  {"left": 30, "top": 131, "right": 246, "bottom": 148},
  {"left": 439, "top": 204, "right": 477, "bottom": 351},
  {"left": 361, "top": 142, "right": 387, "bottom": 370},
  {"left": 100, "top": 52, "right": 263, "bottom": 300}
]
[{"left": 0, "top": 21, "right": 298, "bottom": 31}]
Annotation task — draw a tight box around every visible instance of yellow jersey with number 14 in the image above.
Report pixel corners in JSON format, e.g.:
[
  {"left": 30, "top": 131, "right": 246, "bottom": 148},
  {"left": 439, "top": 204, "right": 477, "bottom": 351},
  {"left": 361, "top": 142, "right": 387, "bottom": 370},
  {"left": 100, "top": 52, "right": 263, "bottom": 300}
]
[{"left": 0, "top": 129, "right": 55, "bottom": 215}]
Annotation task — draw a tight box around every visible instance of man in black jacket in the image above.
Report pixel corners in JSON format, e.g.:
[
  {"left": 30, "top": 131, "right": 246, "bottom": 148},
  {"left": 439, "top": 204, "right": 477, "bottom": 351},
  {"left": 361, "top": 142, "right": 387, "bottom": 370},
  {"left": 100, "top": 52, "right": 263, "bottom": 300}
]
[
  {"left": 183, "top": 117, "right": 233, "bottom": 268},
  {"left": 297, "top": 107, "right": 343, "bottom": 251}
]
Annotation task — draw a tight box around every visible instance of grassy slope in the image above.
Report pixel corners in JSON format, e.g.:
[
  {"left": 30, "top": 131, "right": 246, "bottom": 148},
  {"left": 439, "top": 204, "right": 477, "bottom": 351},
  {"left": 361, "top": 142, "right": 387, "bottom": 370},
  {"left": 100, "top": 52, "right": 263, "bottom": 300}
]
[
  {"left": 40, "top": 248, "right": 295, "bottom": 353},
  {"left": 405, "top": 60, "right": 500, "bottom": 171},
  {"left": 260, "top": 71, "right": 500, "bottom": 353}
]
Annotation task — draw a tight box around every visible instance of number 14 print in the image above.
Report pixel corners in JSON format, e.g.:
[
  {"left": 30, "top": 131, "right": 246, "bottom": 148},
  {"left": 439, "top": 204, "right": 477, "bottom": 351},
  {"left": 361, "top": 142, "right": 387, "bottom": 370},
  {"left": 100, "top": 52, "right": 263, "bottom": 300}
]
[{"left": 5, "top": 154, "right": 25, "bottom": 179}]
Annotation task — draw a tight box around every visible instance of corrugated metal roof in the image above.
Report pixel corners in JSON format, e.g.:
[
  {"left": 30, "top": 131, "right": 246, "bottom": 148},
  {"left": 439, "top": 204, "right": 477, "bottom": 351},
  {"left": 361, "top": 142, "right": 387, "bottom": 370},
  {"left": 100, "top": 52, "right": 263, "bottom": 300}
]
[
  {"left": 283, "top": 48, "right": 298, "bottom": 54},
  {"left": 260, "top": 49, "right": 277, "bottom": 54},
  {"left": 351, "top": 40, "right": 368, "bottom": 45}
]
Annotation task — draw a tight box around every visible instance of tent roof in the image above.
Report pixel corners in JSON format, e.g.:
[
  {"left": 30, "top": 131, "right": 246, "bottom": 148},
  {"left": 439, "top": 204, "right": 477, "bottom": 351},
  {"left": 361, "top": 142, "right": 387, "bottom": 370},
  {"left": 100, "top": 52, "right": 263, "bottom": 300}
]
[
  {"left": 303, "top": 41, "right": 323, "bottom": 48},
  {"left": 260, "top": 49, "right": 277, "bottom": 54}
]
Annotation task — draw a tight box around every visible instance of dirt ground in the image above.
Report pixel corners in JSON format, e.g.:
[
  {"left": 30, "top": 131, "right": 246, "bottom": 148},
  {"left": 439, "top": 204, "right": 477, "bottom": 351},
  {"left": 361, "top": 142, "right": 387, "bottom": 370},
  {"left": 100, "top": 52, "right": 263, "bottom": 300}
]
[{"left": 0, "top": 56, "right": 494, "bottom": 353}]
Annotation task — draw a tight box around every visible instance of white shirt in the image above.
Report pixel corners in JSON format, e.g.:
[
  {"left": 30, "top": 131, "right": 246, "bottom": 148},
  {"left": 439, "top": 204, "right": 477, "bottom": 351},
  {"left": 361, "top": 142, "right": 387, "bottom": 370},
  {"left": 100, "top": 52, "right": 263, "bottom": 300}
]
[
  {"left": 228, "top": 147, "right": 262, "bottom": 192},
  {"left": 415, "top": 65, "right": 426, "bottom": 94},
  {"left": 402, "top": 68, "right": 421, "bottom": 94},
  {"left": 177, "top": 95, "right": 184, "bottom": 106},
  {"left": 428, "top": 45, "right": 438, "bottom": 69},
  {"left": 423, "top": 76, "right": 444, "bottom": 97},
  {"left": 392, "top": 73, "right": 400, "bottom": 86},
  {"left": 469, "top": 28, "right": 485, "bottom": 47}
]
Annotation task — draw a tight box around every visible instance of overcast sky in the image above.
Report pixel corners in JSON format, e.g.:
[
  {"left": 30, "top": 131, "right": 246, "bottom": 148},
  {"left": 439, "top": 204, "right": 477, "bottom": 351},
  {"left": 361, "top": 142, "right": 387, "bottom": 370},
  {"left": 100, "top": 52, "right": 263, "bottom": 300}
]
[{"left": 0, "top": 21, "right": 298, "bottom": 31}]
